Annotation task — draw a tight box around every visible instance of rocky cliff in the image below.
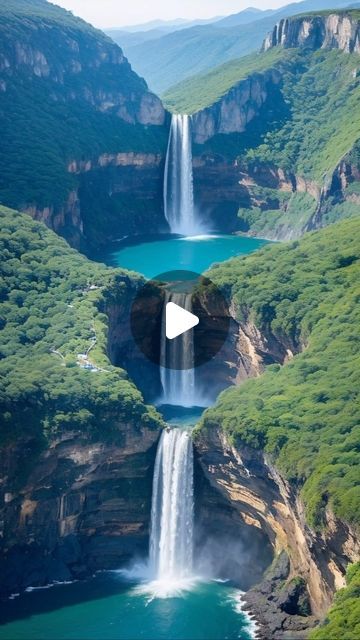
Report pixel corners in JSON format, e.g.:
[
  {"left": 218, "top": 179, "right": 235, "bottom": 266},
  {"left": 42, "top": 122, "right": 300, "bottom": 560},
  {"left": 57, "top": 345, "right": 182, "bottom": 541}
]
[
  {"left": 191, "top": 69, "right": 281, "bottom": 145},
  {"left": 263, "top": 12, "right": 360, "bottom": 53},
  {"left": 0, "top": 0, "right": 169, "bottom": 251},
  {"left": 190, "top": 11, "right": 360, "bottom": 239},
  {"left": 195, "top": 426, "right": 359, "bottom": 638},
  {"left": 0, "top": 424, "right": 160, "bottom": 595}
]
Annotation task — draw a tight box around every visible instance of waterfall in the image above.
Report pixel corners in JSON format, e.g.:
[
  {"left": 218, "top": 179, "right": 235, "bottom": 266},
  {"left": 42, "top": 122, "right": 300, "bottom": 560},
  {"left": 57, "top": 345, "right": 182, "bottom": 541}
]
[
  {"left": 164, "top": 114, "right": 202, "bottom": 236},
  {"left": 160, "top": 291, "right": 196, "bottom": 407},
  {"left": 150, "top": 428, "right": 194, "bottom": 581}
]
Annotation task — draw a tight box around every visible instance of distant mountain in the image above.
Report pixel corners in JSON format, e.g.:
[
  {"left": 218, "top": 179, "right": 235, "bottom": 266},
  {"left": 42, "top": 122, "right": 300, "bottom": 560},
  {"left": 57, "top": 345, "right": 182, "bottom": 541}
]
[
  {"left": 105, "top": 16, "right": 222, "bottom": 51},
  {"left": 116, "top": 0, "right": 360, "bottom": 93},
  {"left": 110, "top": 16, "right": 222, "bottom": 33},
  {"left": 215, "top": 7, "right": 275, "bottom": 27}
]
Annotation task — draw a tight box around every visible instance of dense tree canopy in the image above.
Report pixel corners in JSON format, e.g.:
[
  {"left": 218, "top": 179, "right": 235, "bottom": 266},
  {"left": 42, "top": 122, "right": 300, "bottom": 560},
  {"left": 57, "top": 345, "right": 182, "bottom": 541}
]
[
  {"left": 198, "top": 217, "right": 360, "bottom": 530},
  {"left": 0, "top": 206, "right": 163, "bottom": 445}
]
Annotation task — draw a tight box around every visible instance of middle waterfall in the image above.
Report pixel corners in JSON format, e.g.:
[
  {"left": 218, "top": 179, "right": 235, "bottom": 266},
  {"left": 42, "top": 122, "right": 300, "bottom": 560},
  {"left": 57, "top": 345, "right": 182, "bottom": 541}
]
[
  {"left": 164, "top": 113, "right": 203, "bottom": 236},
  {"left": 160, "top": 291, "right": 196, "bottom": 407}
]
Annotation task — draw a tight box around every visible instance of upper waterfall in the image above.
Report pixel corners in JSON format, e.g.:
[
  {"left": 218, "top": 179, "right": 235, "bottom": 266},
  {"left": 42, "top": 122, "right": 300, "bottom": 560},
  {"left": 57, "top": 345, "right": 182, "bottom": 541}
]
[{"left": 163, "top": 114, "right": 203, "bottom": 236}]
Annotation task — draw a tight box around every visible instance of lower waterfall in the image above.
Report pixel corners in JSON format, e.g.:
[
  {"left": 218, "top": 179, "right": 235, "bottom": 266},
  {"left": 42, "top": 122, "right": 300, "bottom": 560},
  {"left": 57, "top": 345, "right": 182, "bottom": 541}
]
[
  {"left": 160, "top": 291, "right": 196, "bottom": 407},
  {"left": 149, "top": 428, "right": 194, "bottom": 583}
]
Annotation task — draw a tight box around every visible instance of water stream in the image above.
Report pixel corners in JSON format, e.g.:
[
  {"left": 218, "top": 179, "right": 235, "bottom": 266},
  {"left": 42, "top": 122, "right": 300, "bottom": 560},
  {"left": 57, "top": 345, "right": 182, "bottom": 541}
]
[
  {"left": 164, "top": 114, "right": 203, "bottom": 235},
  {"left": 150, "top": 428, "right": 194, "bottom": 585},
  {"left": 0, "top": 116, "right": 264, "bottom": 640},
  {"left": 159, "top": 291, "right": 196, "bottom": 407}
]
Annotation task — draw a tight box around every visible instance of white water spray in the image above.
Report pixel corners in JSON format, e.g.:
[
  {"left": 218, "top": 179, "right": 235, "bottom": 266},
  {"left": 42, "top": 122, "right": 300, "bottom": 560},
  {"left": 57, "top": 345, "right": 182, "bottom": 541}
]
[
  {"left": 149, "top": 428, "right": 194, "bottom": 583},
  {"left": 164, "top": 114, "right": 202, "bottom": 236}
]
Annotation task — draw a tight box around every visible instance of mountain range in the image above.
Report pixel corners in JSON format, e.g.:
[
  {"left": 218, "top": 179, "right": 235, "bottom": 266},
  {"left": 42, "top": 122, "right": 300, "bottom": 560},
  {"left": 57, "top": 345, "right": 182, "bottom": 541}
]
[{"left": 106, "top": 0, "right": 360, "bottom": 93}]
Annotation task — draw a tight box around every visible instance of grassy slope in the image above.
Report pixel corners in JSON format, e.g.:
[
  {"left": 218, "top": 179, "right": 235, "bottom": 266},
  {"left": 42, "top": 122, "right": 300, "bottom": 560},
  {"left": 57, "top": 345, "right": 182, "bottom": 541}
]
[
  {"left": 0, "top": 0, "right": 166, "bottom": 212},
  {"left": 162, "top": 48, "right": 288, "bottom": 113},
  {"left": 0, "top": 206, "right": 162, "bottom": 444},
  {"left": 165, "top": 45, "right": 360, "bottom": 180},
  {"left": 196, "top": 217, "right": 360, "bottom": 530}
]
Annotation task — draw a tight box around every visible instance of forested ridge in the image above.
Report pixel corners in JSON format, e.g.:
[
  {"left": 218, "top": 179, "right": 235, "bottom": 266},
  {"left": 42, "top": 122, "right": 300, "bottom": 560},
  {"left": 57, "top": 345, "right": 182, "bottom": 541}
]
[
  {"left": 0, "top": 205, "right": 162, "bottom": 445},
  {"left": 0, "top": 0, "right": 166, "bottom": 213},
  {"left": 198, "top": 217, "right": 360, "bottom": 530}
]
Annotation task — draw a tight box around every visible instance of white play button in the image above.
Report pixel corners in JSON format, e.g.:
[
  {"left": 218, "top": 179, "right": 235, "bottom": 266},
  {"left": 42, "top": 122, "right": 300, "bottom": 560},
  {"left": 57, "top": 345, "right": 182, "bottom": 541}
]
[{"left": 165, "top": 302, "right": 199, "bottom": 340}]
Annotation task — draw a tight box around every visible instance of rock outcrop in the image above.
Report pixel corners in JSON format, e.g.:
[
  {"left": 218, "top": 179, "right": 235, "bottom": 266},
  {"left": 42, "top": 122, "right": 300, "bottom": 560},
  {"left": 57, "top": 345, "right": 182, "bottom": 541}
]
[
  {"left": 195, "top": 426, "right": 359, "bottom": 638},
  {"left": 192, "top": 70, "right": 281, "bottom": 145},
  {"left": 0, "top": 425, "right": 160, "bottom": 596},
  {"left": 0, "top": 0, "right": 169, "bottom": 251},
  {"left": 263, "top": 12, "right": 360, "bottom": 54}
]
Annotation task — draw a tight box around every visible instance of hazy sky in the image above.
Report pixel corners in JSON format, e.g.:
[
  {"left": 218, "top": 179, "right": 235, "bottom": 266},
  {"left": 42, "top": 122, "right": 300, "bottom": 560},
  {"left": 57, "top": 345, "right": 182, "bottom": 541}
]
[{"left": 53, "top": 0, "right": 303, "bottom": 29}]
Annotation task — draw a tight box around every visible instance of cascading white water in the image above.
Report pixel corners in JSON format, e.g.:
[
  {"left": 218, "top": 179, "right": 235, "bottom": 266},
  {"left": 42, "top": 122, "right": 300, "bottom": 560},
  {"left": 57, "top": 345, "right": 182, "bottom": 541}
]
[
  {"left": 149, "top": 428, "right": 194, "bottom": 582},
  {"left": 164, "top": 114, "right": 202, "bottom": 236},
  {"left": 160, "top": 291, "right": 196, "bottom": 407}
]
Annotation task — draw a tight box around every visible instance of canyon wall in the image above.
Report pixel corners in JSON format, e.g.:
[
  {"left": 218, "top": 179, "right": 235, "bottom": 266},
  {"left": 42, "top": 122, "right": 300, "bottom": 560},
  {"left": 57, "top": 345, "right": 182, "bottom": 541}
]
[
  {"left": 0, "top": 1, "right": 169, "bottom": 252},
  {"left": 195, "top": 426, "right": 359, "bottom": 638},
  {"left": 0, "top": 424, "right": 160, "bottom": 596},
  {"left": 263, "top": 13, "right": 360, "bottom": 53}
]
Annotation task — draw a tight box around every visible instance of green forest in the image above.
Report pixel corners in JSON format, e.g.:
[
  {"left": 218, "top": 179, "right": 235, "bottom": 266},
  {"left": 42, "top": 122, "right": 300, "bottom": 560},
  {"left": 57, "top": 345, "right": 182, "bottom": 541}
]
[
  {"left": 0, "top": 205, "right": 163, "bottom": 446},
  {"left": 166, "top": 44, "right": 360, "bottom": 183},
  {"left": 310, "top": 562, "right": 360, "bottom": 640},
  {"left": 0, "top": 0, "right": 167, "bottom": 212},
  {"left": 198, "top": 217, "right": 360, "bottom": 530}
]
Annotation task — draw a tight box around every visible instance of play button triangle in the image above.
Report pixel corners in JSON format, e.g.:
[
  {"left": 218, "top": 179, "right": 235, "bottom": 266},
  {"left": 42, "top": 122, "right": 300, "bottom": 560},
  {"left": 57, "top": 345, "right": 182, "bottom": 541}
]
[{"left": 165, "top": 301, "right": 199, "bottom": 340}]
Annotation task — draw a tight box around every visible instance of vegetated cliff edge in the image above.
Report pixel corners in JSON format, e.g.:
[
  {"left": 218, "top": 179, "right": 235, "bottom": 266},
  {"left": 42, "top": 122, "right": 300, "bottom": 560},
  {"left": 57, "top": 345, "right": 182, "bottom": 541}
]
[
  {"left": 0, "top": 0, "right": 169, "bottom": 252},
  {"left": 194, "top": 217, "right": 360, "bottom": 638},
  {"left": 0, "top": 205, "right": 164, "bottom": 593},
  {"left": 164, "top": 10, "right": 360, "bottom": 240}
]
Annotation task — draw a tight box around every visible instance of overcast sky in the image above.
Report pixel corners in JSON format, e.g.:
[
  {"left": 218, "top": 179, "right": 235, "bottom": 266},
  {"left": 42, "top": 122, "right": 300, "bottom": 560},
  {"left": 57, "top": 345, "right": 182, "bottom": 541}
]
[{"left": 53, "top": 0, "right": 302, "bottom": 29}]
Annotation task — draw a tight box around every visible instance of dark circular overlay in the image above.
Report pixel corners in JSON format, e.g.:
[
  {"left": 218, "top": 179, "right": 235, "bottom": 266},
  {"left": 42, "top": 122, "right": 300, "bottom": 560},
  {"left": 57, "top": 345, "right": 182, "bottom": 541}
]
[{"left": 130, "top": 270, "right": 230, "bottom": 370}]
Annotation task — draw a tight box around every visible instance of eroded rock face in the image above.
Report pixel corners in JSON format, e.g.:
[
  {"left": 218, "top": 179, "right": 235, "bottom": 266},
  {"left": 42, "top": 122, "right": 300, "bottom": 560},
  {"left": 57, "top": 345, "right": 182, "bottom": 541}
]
[
  {"left": 26, "top": 153, "right": 168, "bottom": 251},
  {"left": 195, "top": 299, "right": 294, "bottom": 401},
  {"left": 2, "top": 27, "right": 165, "bottom": 126},
  {"left": 263, "top": 13, "right": 360, "bottom": 54},
  {"left": 194, "top": 426, "right": 359, "bottom": 636},
  {"left": 192, "top": 70, "right": 281, "bottom": 145},
  {"left": 0, "top": 425, "right": 160, "bottom": 595}
]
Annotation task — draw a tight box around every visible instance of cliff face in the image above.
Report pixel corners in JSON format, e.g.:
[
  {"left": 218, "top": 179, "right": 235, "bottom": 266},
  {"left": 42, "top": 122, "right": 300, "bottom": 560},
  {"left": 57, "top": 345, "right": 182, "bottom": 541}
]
[
  {"left": 263, "top": 13, "right": 360, "bottom": 53},
  {"left": 0, "top": 423, "right": 160, "bottom": 596},
  {"left": 0, "top": 0, "right": 169, "bottom": 251},
  {"left": 0, "top": 7, "right": 165, "bottom": 127},
  {"left": 195, "top": 426, "right": 359, "bottom": 637},
  {"left": 191, "top": 12, "right": 360, "bottom": 240},
  {"left": 192, "top": 70, "right": 281, "bottom": 145}
]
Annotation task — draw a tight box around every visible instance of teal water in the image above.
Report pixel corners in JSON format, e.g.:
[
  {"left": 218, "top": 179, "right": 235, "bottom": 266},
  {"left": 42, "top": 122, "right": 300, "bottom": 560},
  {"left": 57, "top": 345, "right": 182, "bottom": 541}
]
[
  {"left": 0, "top": 574, "right": 254, "bottom": 640},
  {"left": 96, "top": 233, "right": 268, "bottom": 278}
]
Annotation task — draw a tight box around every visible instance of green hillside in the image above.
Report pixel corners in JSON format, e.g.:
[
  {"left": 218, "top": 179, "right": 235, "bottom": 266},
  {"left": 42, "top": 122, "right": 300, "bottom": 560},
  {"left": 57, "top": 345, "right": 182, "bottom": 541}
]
[
  {"left": 165, "top": 47, "right": 360, "bottom": 185},
  {"left": 0, "top": 205, "right": 162, "bottom": 445},
  {"left": 164, "top": 39, "right": 360, "bottom": 236},
  {"left": 310, "top": 562, "right": 360, "bottom": 640},
  {"left": 197, "top": 217, "right": 360, "bottom": 530},
  {"left": 163, "top": 48, "right": 288, "bottom": 113},
  {"left": 0, "top": 0, "right": 166, "bottom": 214}
]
